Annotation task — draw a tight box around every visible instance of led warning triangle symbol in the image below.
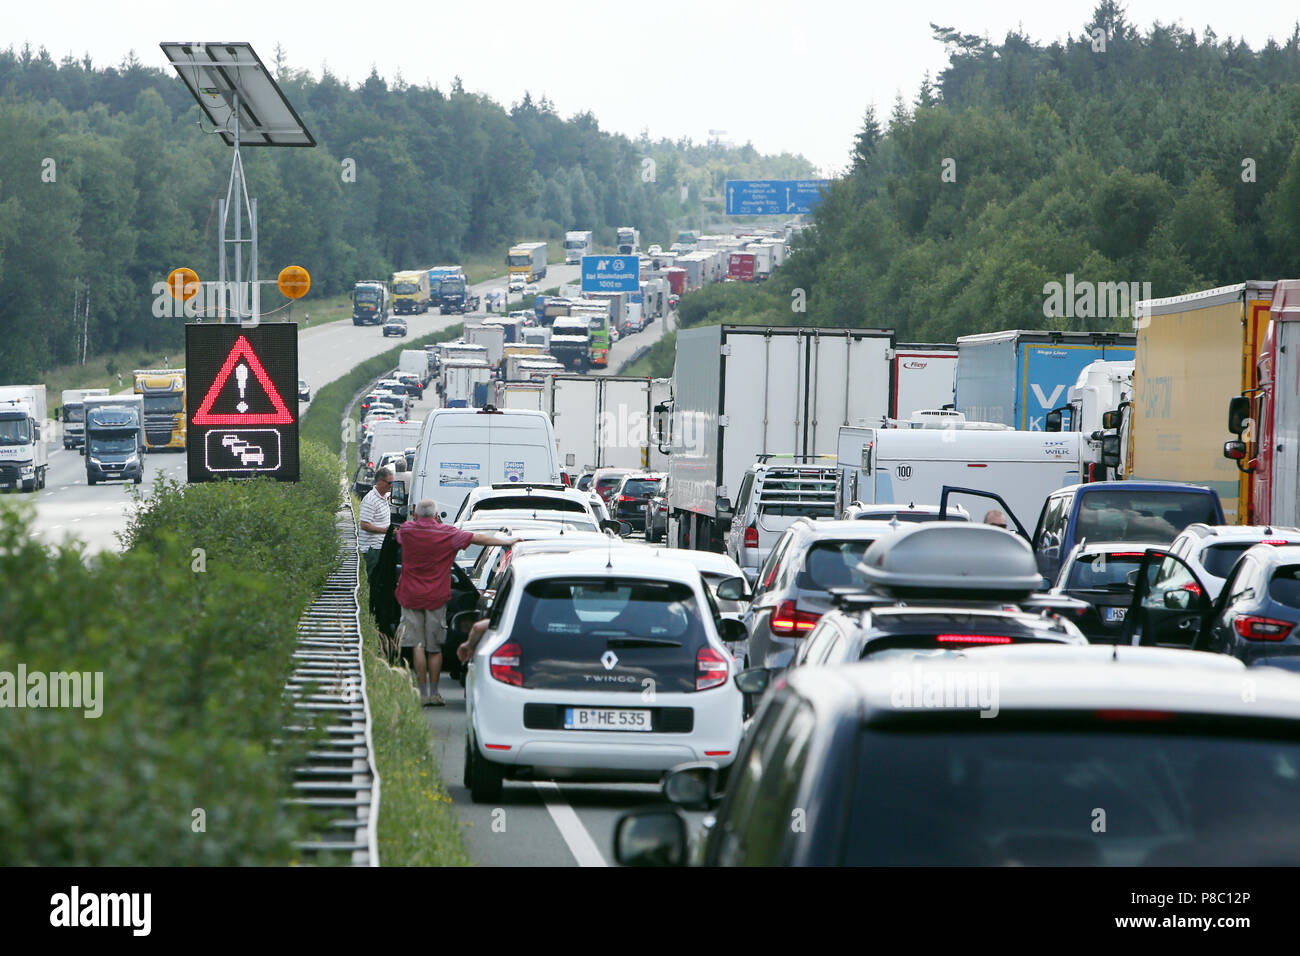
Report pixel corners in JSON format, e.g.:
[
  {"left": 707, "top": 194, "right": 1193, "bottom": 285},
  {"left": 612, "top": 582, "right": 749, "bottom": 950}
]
[{"left": 192, "top": 335, "right": 295, "bottom": 426}]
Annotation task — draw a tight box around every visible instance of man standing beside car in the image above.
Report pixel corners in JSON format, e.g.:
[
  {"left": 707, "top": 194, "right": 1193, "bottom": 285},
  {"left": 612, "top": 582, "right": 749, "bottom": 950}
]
[
  {"left": 397, "top": 500, "right": 520, "bottom": 706},
  {"left": 360, "top": 466, "right": 394, "bottom": 578}
]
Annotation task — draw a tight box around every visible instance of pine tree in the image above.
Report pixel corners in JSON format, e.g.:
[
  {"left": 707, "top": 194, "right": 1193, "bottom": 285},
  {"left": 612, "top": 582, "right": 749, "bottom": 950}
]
[{"left": 850, "top": 105, "right": 881, "bottom": 175}]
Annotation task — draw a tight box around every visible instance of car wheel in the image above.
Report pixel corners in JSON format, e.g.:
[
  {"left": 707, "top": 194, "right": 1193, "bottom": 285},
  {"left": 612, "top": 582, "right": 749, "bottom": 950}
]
[
  {"left": 462, "top": 734, "right": 472, "bottom": 790},
  {"left": 467, "top": 736, "right": 503, "bottom": 803},
  {"left": 87, "top": 475, "right": 97, "bottom": 486},
  {"left": 134, "top": 475, "right": 143, "bottom": 485}
]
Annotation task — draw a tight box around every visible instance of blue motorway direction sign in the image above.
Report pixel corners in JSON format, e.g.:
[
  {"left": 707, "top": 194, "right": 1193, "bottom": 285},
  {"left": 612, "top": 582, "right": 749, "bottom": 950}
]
[
  {"left": 725, "top": 179, "right": 829, "bottom": 216},
  {"left": 581, "top": 255, "right": 640, "bottom": 292}
]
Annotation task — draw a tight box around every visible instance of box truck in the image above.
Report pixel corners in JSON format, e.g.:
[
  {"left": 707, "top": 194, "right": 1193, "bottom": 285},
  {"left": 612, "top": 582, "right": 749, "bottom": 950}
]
[
  {"left": 728, "top": 253, "right": 756, "bottom": 282},
  {"left": 0, "top": 385, "right": 48, "bottom": 491},
  {"left": 399, "top": 349, "right": 433, "bottom": 385},
  {"left": 659, "top": 325, "right": 895, "bottom": 550},
  {"left": 60, "top": 387, "right": 109, "bottom": 449},
  {"left": 565, "top": 230, "right": 594, "bottom": 264},
  {"left": 352, "top": 280, "right": 388, "bottom": 325},
  {"left": 550, "top": 375, "right": 652, "bottom": 474},
  {"left": 464, "top": 325, "right": 506, "bottom": 370},
  {"left": 391, "top": 270, "right": 431, "bottom": 314},
  {"left": 495, "top": 381, "right": 547, "bottom": 411},
  {"left": 954, "top": 330, "right": 1135, "bottom": 431},
  {"left": 890, "top": 345, "right": 958, "bottom": 420},
  {"left": 442, "top": 360, "right": 493, "bottom": 408},
  {"left": 616, "top": 227, "right": 640, "bottom": 256},
  {"left": 507, "top": 242, "right": 548, "bottom": 283},
  {"left": 836, "top": 425, "right": 1087, "bottom": 527}
]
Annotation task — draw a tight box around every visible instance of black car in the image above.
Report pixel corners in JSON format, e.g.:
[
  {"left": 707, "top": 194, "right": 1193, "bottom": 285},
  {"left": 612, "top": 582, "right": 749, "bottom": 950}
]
[
  {"left": 615, "top": 647, "right": 1300, "bottom": 866},
  {"left": 298, "top": 379, "right": 310, "bottom": 402},
  {"left": 1049, "top": 541, "right": 1162, "bottom": 642},
  {"left": 610, "top": 472, "right": 664, "bottom": 532},
  {"left": 1127, "top": 543, "right": 1300, "bottom": 666}
]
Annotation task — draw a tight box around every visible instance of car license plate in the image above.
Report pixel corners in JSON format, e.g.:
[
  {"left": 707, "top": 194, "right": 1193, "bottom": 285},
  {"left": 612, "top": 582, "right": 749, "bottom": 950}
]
[
  {"left": 564, "top": 708, "right": 652, "bottom": 732},
  {"left": 1105, "top": 607, "right": 1127, "bottom": 623}
]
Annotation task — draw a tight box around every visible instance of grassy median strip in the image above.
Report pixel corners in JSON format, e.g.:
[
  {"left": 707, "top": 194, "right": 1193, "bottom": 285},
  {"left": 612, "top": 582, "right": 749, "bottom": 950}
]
[{"left": 0, "top": 440, "right": 341, "bottom": 865}]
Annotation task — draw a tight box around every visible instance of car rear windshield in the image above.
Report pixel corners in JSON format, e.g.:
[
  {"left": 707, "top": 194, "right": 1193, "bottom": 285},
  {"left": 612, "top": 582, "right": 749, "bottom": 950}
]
[
  {"left": 856, "top": 511, "right": 966, "bottom": 523},
  {"left": 473, "top": 497, "right": 586, "bottom": 514},
  {"left": 1075, "top": 491, "right": 1219, "bottom": 543},
  {"left": 595, "top": 477, "right": 626, "bottom": 494},
  {"left": 510, "top": 578, "right": 709, "bottom": 692},
  {"left": 1200, "top": 543, "right": 1258, "bottom": 579},
  {"left": 1065, "top": 551, "right": 1148, "bottom": 590},
  {"left": 1267, "top": 566, "right": 1300, "bottom": 608},
  {"left": 845, "top": 725, "right": 1300, "bottom": 865},
  {"left": 795, "top": 540, "right": 874, "bottom": 590},
  {"left": 620, "top": 479, "right": 661, "bottom": 497}
]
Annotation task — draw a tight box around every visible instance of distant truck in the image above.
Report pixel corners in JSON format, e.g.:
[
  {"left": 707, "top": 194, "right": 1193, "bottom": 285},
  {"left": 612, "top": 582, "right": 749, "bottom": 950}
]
[
  {"left": 0, "top": 385, "right": 48, "bottom": 492},
  {"left": 728, "top": 252, "right": 755, "bottom": 282},
  {"left": 564, "top": 230, "right": 594, "bottom": 264},
  {"left": 550, "top": 375, "right": 652, "bottom": 474},
  {"left": 659, "top": 325, "right": 895, "bottom": 551},
  {"left": 495, "top": 381, "right": 547, "bottom": 411},
  {"left": 549, "top": 317, "right": 592, "bottom": 372},
  {"left": 439, "top": 275, "right": 480, "bottom": 315},
  {"left": 352, "top": 281, "right": 389, "bottom": 325},
  {"left": 391, "top": 270, "right": 431, "bottom": 314},
  {"left": 954, "top": 330, "right": 1135, "bottom": 432},
  {"left": 83, "top": 394, "right": 144, "bottom": 486},
  {"left": 60, "top": 387, "right": 109, "bottom": 450},
  {"left": 1131, "top": 281, "right": 1272, "bottom": 525},
  {"left": 399, "top": 349, "right": 433, "bottom": 385},
  {"left": 427, "top": 266, "right": 462, "bottom": 307},
  {"left": 616, "top": 227, "right": 640, "bottom": 256},
  {"left": 507, "top": 242, "right": 548, "bottom": 283},
  {"left": 890, "top": 345, "right": 957, "bottom": 421},
  {"left": 133, "top": 368, "right": 186, "bottom": 450},
  {"left": 464, "top": 324, "right": 507, "bottom": 369}
]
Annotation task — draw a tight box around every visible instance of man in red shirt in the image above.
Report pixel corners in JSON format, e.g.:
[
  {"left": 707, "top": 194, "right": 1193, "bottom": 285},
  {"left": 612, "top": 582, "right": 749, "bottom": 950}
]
[{"left": 397, "top": 500, "right": 519, "bottom": 706}]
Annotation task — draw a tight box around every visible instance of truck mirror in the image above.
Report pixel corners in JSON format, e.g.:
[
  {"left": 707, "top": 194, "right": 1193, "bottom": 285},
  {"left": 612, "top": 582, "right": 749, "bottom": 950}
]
[
  {"left": 1102, "top": 410, "right": 1121, "bottom": 430},
  {"left": 1101, "top": 434, "right": 1122, "bottom": 468},
  {"left": 1045, "top": 409, "right": 1063, "bottom": 432},
  {"left": 1227, "top": 396, "right": 1250, "bottom": 435},
  {"left": 1223, "top": 440, "right": 1247, "bottom": 461}
]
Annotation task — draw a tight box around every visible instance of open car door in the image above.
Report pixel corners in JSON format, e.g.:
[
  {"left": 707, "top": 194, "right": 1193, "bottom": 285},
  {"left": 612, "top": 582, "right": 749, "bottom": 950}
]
[
  {"left": 1121, "top": 549, "right": 1215, "bottom": 649},
  {"left": 939, "top": 486, "right": 1030, "bottom": 540}
]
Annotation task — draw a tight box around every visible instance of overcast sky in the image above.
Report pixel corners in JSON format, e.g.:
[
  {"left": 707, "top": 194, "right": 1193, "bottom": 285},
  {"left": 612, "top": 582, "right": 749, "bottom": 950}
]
[{"left": 8, "top": 1, "right": 1298, "bottom": 175}]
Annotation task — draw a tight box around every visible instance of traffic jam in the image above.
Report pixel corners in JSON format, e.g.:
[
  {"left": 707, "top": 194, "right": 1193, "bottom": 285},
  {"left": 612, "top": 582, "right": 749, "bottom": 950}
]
[{"left": 363, "top": 277, "right": 1300, "bottom": 876}]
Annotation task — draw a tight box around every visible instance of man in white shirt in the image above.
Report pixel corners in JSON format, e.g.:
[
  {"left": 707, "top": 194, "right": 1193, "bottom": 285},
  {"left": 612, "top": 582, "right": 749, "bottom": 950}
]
[{"left": 360, "top": 466, "right": 394, "bottom": 578}]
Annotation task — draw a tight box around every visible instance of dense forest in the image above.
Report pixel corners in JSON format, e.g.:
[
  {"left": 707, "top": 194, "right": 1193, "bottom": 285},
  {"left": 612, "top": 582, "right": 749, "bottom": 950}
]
[
  {"left": 0, "top": 46, "right": 812, "bottom": 380},
  {"left": 651, "top": 2, "right": 1300, "bottom": 375}
]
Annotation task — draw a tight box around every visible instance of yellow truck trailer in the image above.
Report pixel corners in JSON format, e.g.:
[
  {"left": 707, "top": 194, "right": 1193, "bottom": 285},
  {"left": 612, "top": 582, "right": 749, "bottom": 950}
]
[{"left": 1128, "top": 281, "right": 1273, "bottom": 523}]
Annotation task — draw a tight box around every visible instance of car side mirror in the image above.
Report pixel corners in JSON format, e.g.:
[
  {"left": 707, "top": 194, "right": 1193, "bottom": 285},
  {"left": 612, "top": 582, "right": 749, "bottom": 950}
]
[
  {"left": 662, "top": 762, "right": 722, "bottom": 809},
  {"left": 1164, "top": 589, "right": 1192, "bottom": 610},
  {"left": 1100, "top": 434, "right": 1122, "bottom": 468},
  {"left": 714, "top": 575, "right": 750, "bottom": 602},
  {"left": 1224, "top": 440, "right": 1247, "bottom": 461},
  {"left": 1102, "top": 409, "right": 1121, "bottom": 430},
  {"left": 601, "top": 519, "right": 622, "bottom": 534},
  {"left": 390, "top": 478, "right": 408, "bottom": 509},
  {"left": 1228, "top": 395, "right": 1250, "bottom": 435},
  {"left": 613, "top": 810, "right": 688, "bottom": 867},
  {"left": 449, "top": 609, "right": 481, "bottom": 637},
  {"left": 719, "top": 618, "right": 748, "bottom": 644},
  {"left": 734, "top": 667, "right": 771, "bottom": 696}
]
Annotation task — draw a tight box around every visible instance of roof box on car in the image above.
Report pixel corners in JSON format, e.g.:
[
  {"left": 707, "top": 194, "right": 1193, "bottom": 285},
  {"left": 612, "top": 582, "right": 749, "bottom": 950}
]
[{"left": 856, "top": 523, "right": 1042, "bottom": 596}]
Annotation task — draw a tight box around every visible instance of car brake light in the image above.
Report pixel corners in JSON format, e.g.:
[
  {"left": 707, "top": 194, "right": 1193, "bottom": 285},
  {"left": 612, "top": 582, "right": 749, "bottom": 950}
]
[
  {"left": 618, "top": 494, "right": 636, "bottom": 502},
  {"left": 1094, "top": 709, "right": 1174, "bottom": 721},
  {"left": 1109, "top": 552, "right": 1146, "bottom": 557},
  {"left": 770, "top": 600, "right": 820, "bottom": 636},
  {"left": 743, "top": 525, "right": 759, "bottom": 548},
  {"left": 935, "top": 634, "right": 1013, "bottom": 644},
  {"left": 696, "top": 646, "right": 729, "bottom": 691},
  {"left": 1233, "top": 616, "right": 1294, "bottom": 641},
  {"left": 1262, "top": 539, "right": 1293, "bottom": 546},
  {"left": 490, "top": 642, "right": 523, "bottom": 685}
]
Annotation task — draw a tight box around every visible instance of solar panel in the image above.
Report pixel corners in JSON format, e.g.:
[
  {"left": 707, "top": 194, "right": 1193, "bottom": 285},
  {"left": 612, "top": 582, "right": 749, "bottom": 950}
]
[{"left": 160, "top": 42, "right": 315, "bottom": 147}]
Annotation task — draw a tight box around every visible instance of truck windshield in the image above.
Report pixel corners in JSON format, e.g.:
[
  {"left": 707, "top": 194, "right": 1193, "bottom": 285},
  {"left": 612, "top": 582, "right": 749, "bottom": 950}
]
[
  {"left": 442, "top": 281, "right": 465, "bottom": 294},
  {"left": 1075, "top": 491, "right": 1220, "bottom": 544},
  {"left": 89, "top": 432, "right": 137, "bottom": 454},
  {"left": 565, "top": 240, "right": 585, "bottom": 249},
  {"left": 355, "top": 291, "right": 379, "bottom": 303},
  {"left": 0, "top": 416, "right": 32, "bottom": 445},
  {"left": 393, "top": 282, "right": 418, "bottom": 294},
  {"left": 588, "top": 317, "right": 605, "bottom": 331},
  {"left": 142, "top": 395, "right": 183, "bottom": 413},
  {"left": 64, "top": 406, "right": 84, "bottom": 423},
  {"left": 508, "top": 255, "right": 530, "bottom": 267}
]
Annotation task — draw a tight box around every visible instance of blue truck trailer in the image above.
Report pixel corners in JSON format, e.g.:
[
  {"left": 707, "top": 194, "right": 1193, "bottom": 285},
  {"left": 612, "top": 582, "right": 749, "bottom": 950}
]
[{"left": 954, "top": 330, "right": 1135, "bottom": 430}]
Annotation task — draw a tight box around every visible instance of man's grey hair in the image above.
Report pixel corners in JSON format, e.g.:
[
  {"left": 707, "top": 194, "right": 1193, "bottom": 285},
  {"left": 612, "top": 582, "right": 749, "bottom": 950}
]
[
  {"left": 374, "top": 466, "right": 395, "bottom": 482},
  {"left": 415, "top": 499, "right": 438, "bottom": 518}
]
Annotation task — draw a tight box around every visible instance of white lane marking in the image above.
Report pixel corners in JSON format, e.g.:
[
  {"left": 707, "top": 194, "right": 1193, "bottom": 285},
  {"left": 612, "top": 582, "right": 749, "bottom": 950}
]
[
  {"left": 50, "top": 525, "right": 62, "bottom": 530},
  {"left": 531, "top": 781, "right": 608, "bottom": 867},
  {"left": 28, "top": 531, "right": 40, "bottom": 537},
  {"left": 71, "top": 518, "right": 82, "bottom": 523}
]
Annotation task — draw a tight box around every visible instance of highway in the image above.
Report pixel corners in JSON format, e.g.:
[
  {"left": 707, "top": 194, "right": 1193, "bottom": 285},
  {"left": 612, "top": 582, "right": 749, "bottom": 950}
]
[{"left": 22, "top": 265, "right": 582, "bottom": 556}]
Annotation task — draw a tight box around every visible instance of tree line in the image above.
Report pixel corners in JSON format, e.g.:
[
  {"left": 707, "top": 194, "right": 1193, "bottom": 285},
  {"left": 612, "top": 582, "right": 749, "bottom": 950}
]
[{"left": 0, "top": 45, "right": 812, "bottom": 381}]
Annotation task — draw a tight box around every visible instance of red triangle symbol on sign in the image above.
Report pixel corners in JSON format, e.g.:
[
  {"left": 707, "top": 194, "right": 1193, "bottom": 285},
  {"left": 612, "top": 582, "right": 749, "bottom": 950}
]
[{"left": 192, "top": 335, "right": 295, "bottom": 426}]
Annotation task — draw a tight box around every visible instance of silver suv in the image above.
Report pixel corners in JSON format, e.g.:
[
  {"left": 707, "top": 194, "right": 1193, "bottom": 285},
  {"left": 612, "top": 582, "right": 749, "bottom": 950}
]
[
  {"left": 1165, "top": 523, "right": 1300, "bottom": 601},
  {"left": 724, "top": 457, "right": 838, "bottom": 576}
]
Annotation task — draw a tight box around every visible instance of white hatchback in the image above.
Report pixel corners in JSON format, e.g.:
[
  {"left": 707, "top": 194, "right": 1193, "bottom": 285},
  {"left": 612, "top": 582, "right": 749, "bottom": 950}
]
[{"left": 463, "top": 550, "right": 746, "bottom": 801}]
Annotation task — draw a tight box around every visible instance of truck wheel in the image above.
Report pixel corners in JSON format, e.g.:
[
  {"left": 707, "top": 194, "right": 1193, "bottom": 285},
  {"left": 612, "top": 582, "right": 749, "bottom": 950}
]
[
  {"left": 134, "top": 475, "right": 143, "bottom": 485},
  {"left": 38, "top": 470, "right": 45, "bottom": 490},
  {"left": 87, "top": 475, "right": 97, "bottom": 487}
]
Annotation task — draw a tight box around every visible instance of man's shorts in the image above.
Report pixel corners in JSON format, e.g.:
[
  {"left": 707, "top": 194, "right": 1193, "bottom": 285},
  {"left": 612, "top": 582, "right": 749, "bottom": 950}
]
[{"left": 399, "top": 606, "right": 447, "bottom": 653}]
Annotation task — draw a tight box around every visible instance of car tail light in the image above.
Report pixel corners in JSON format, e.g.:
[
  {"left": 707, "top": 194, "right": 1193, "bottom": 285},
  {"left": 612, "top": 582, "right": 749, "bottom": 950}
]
[
  {"left": 1233, "top": 616, "right": 1294, "bottom": 641},
  {"left": 618, "top": 494, "right": 636, "bottom": 502},
  {"left": 696, "top": 646, "right": 729, "bottom": 691},
  {"left": 743, "top": 525, "right": 759, "bottom": 548},
  {"left": 935, "top": 634, "right": 1013, "bottom": 644},
  {"left": 489, "top": 642, "right": 523, "bottom": 685},
  {"left": 770, "top": 600, "right": 820, "bottom": 636}
]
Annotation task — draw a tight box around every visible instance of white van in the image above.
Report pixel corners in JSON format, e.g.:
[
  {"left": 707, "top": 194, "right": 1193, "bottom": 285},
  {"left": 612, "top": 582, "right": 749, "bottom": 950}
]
[
  {"left": 411, "top": 408, "right": 562, "bottom": 520},
  {"left": 837, "top": 425, "right": 1087, "bottom": 529}
]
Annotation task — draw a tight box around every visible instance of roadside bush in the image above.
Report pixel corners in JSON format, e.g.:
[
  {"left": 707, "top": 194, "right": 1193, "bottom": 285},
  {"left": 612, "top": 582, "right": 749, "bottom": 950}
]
[{"left": 0, "top": 438, "right": 342, "bottom": 864}]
